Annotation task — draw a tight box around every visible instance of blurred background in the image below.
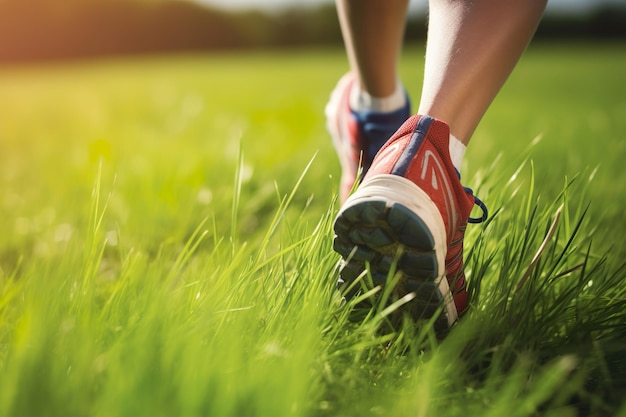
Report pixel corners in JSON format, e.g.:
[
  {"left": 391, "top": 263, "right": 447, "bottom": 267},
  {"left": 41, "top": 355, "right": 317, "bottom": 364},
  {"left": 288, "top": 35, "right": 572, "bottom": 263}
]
[{"left": 1, "top": 0, "right": 625, "bottom": 64}]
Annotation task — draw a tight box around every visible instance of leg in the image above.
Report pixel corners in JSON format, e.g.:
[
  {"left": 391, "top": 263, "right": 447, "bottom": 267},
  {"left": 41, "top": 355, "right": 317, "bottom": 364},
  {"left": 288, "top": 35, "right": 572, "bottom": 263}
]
[
  {"left": 327, "top": 0, "right": 412, "bottom": 201},
  {"left": 332, "top": 0, "right": 546, "bottom": 333},
  {"left": 336, "top": 0, "right": 409, "bottom": 97},
  {"left": 418, "top": 0, "right": 547, "bottom": 144}
]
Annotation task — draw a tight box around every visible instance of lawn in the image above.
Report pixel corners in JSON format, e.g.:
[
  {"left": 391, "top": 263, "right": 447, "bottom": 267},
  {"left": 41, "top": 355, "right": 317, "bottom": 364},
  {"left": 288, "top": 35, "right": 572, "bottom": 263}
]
[{"left": 0, "top": 42, "right": 624, "bottom": 416}]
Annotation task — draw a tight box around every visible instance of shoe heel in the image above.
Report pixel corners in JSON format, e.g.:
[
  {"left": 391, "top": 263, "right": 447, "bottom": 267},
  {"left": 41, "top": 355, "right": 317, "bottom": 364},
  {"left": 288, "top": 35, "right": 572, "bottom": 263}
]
[{"left": 334, "top": 174, "right": 458, "bottom": 326}]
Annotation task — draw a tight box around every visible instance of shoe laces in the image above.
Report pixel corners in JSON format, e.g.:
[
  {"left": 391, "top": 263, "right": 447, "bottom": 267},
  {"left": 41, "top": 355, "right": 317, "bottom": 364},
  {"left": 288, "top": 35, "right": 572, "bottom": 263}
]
[
  {"left": 464, "top": 186, "right": 488, "bottom": 224},
  {"left": 455, "top": 169, "right": 488, "bottom": 224}
]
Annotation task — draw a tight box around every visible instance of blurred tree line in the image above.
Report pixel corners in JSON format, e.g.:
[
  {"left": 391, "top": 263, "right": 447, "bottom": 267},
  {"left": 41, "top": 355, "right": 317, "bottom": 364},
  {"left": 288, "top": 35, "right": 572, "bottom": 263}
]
[{"left": 0, "top": 0, "right": 624, "bottom": 64}]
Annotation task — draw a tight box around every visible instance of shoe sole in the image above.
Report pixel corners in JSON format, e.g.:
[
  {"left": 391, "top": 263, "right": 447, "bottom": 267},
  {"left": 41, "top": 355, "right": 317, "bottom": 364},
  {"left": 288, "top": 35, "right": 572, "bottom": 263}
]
[{"left": 333, "top": 174, "right": 457, "bottom": 330}]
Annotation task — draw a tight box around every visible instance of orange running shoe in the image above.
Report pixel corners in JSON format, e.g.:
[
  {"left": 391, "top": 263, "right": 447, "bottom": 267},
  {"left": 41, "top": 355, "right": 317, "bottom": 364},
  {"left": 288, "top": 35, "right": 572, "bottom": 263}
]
[
  {"left": 333, "top": 115, "right": 487, "bottom": 333},
  {"left": 325, "top": 74, "right": 411, "bottom": 202}
]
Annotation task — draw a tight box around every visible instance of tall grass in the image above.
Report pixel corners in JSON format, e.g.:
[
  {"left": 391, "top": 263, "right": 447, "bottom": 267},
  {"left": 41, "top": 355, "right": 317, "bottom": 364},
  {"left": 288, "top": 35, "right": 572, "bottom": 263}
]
[
  {"left": 1, "top": 149, "right": 623, "bottom": 417},
  {"left": 0, "top": 44, "right": 625, "bottom": 416},
  {"left": 0, "top": 157, "right": 336, "bottom": 417}
]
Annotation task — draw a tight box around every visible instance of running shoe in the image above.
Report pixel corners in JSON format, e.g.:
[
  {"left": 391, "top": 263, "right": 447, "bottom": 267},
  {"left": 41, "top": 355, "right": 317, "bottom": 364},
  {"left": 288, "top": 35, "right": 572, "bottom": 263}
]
[
  {"left": 333, "top": 115, "right": 487, "bottom": 333},
  {"left": 325, "top": 73, "right": 411, "bottom": 202}
]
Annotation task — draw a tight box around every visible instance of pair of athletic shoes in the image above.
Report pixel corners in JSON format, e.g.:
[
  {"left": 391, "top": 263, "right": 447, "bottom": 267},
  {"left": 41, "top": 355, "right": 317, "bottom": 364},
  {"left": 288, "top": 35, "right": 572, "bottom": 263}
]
[{"left": 326, "top": 74, "right": 487, "bottom": 333}]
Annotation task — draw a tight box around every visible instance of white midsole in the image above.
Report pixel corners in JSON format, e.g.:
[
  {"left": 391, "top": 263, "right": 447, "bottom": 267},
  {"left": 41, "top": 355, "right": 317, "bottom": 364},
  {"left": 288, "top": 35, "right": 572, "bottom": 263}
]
[{"left": 343, "top": 174, "right": 457, "bottom": 325}]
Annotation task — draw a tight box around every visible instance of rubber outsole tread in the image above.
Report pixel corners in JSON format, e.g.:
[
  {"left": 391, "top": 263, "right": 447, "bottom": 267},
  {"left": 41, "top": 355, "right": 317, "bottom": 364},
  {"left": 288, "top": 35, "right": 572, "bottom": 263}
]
[{"left": 334, "top": 198, "right": 450, "bottom": 331}]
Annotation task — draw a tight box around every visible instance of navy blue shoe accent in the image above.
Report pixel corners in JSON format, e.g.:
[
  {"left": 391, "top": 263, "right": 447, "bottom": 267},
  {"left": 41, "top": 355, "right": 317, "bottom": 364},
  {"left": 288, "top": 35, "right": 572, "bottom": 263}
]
[
  {"left": 391, "top": 115, "right": 434, "bottom": 177},
  {"left": 351, "top": 95, "right": 411, "bottom": 166}
]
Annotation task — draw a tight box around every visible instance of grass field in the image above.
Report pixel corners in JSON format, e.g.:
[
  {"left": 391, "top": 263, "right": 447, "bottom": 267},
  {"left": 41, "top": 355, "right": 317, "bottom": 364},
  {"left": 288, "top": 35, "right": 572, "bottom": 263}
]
[{"left": 0, "top": 42, "right": 625, "bottom": 416}]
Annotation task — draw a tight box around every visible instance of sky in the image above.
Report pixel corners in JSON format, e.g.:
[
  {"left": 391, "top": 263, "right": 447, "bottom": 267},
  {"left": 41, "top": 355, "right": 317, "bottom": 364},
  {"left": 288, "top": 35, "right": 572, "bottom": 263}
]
[{"left": 196, "top": 0, "right": 625, "bottom": 15}]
